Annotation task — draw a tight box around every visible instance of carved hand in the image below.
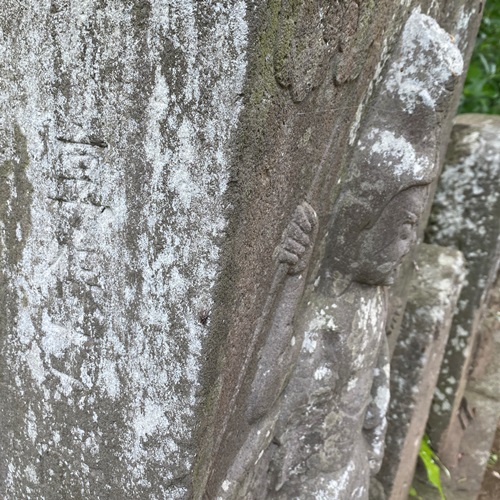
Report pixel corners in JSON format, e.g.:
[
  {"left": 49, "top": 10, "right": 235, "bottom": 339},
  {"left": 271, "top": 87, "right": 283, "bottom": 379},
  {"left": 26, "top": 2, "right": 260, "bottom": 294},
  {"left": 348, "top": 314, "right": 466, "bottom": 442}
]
[
  {"left": 246, "top": 201, "right": 318, "bottom": 425},
  {"left": 275, "top": 201, "right": 318, "bottom": 275}
]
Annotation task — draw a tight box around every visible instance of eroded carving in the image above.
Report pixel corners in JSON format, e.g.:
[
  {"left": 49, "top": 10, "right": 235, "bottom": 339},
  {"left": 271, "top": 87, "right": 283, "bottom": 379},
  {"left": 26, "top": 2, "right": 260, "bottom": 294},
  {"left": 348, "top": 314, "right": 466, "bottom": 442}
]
[
  {"left": 273, "top": 1, "right": 379, "bottom": 102},
  {"left": 246, "top": 201, "right": 318, "bottom": 424},
  {"left": 259, "top": 10, "right": 463, "bottom": 499},
  {"left": 214, "top": 202, "right": 318, "bottom": 499},
  {"left": 220, "top": 9, "right": 464, "bottom": 500}
]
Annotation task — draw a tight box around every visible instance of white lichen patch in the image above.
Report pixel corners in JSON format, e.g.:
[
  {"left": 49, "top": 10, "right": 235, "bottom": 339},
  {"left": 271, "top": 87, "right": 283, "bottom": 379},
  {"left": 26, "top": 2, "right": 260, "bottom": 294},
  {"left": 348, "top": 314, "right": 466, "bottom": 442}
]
[
  {"left": 40, "top": 312, "right": 88, "bottom": 359},
  {"left": 367, "top": 128, "right": 432, "bottom": 180},
  {"left": 450, "top": 325, "right": 470, "bottom": 351},
  {"left": 355, "top": 292, "right": 384, "bottom": 340},
  {"left": 303, "top": 329, "right": 318, "bottom": 353},
  {"left": 385, "top": 8, "right": 463, "bottom": 113},
  {"left": 347, "top": 377, "right": 358, "bottom": 392},
  {"left": 1, "top": 1, "right": 249, "bottom": 497},
  {"left": 374, "top": 384, "right": 390, "bottom": 416},
  {"left": 314, "top": 366, "right": 332, "bottom": 381},
  {"left": 314, "top": 459, "right": 356, "bottom": 500},
  {"left": 429, "top": 127, "right": 500, "bottom": 246},
  {"left": 24, "top": 464, "right": 38, "bottom": 484},
  {"left": 454, "top": 5, "right": 475, "bottom": 46},
  {"left": 303, "top": 304, "right": 338, "bottom": 354},
  {"left": 26, "top": 409, "right": 37, "bottom": 444},
  {"left": 432, "top": 387, "right": 452, "bottom": 415}
]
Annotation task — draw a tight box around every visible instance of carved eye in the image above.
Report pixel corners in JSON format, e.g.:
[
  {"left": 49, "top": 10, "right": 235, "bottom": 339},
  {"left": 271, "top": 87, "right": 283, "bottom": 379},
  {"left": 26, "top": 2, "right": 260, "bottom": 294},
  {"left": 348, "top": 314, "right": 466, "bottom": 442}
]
[
  {"left": 399, "top": 224, "right": 414, "bottom": 240},
  {"left": 405, "top": 211, "right": 418, "bottom": 225}
]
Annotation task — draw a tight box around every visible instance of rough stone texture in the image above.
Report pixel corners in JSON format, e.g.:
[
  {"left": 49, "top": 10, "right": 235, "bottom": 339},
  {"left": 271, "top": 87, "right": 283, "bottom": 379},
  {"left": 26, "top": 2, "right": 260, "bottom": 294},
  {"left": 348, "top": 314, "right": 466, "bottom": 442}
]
[
  {"left": 442, "top": 269, "right": 500, "bottom": 499},
  {"left": 385, "top": 0, "right": 485, "bottom": 358},
  {"left": 208, "top": 6, "right": 478, "bottom": 499},
  {"left": 376, "top": 243, "right": 466, "bottom": 500},
  {"left": 0, "top": 2, "right": 249, "bottom": 499},
  {"left": 413, "top": 270, "right": 500, "bottom": 500},
  {"left": 426, "top": 114, "right": 500, "bottom": 468},
  {"left": 0, "top": 1, "right": 483, "bottom": 499},
  {"left": 258, "top": 10, "right": 472, "bottom": 500},
  {"left": 186, "top": 2, "right": 485, "bottom": 494},
  {"left": 479, "top": 421, "right": 500, "bottom": 500}
]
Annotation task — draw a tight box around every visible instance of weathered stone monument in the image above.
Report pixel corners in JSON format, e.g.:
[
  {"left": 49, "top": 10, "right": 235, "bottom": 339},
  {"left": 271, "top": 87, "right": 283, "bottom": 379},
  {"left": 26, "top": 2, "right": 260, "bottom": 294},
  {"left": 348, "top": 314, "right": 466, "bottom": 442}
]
[
  {"left": 426, "top": 115, "right": 500, "bottom": 466},
  {"left": 1, "top": 3, "right": 250, "bottom": 498},
  {"left": 418, "top": 114, "right": 500, "bottom": 499},
  {"left": 0, "top": 1, "right": 485, "bottom": 499},
  {"left": 371, "top": 115, "right": 500, "bottom": 500},
  {"left": 204, "top": 6, "right": 475, "bottom": 499},
  {"left": 377, "top": 244, "right": 466, "bottom": 500}
]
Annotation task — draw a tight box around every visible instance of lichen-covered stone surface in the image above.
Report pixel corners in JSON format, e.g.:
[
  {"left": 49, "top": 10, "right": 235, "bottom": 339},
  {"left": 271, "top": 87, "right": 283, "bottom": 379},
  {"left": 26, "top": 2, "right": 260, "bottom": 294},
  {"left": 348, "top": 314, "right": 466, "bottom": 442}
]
[
  {"left": 0, "top": 2, "right": 248, "bottom": 498},
  {"left": 426, "top": 114, "right": 500, "bottom": 467},
  {"left": 377, "top": 243, "right": 466, "bottom": 500},
  {"left": 0, "top": 1, "right": 484, "bottom": 499},
  {"left": 204, "top": 5, "right": 479, "bottom": 499},
  {"left": 413, "top": 271, "right": 500, "bottom": 500}
]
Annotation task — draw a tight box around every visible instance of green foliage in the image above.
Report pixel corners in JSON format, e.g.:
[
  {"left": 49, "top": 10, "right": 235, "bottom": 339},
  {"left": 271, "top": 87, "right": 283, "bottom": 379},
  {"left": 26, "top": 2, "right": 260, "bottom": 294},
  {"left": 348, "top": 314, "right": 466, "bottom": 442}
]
[
  {"left": 460, "top": 0, "right": 500, "bottom": 114},
  {"left": 409, "top": 486, "right": 421, "bottom": 498},
  {"left": 411, "top": 435, "right": 448, "bottom": 499},
  {"left": 418, "top": 436, "right": 446, "bottom": 500}
]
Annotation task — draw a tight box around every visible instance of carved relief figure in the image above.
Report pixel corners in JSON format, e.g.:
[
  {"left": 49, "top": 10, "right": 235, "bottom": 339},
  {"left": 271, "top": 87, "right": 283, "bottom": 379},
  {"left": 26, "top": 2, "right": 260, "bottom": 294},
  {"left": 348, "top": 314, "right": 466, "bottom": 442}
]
[
  {"left": 259, "top": 9, "right": 464, "bottom": 499},
  {"left": 246, "top": 201, "right": 318, "bottom": 423},
  {"left": 273, "top": 1, "right": 380, "bottom": 102},
  {"left": 215, "top": 8, "right": 463, "bottom": 500},
  {"left": 265, "top": 188, "right": 425, "bottom": 499},
  {"left": 214, "top": 202, "right": 318, "bottom": 499}
]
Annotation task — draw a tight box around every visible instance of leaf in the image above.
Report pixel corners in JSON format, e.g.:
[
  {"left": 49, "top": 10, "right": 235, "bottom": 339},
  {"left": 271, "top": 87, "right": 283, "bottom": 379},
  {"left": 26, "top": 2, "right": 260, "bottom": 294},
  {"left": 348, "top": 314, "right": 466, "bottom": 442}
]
[
  {"left": 459, "top": 0, "right": 500, "bottom": 115},
  {"left": 479, "top": 53, "right": 492, "bottom": 74},
  {"left": 419, "top": 438, "right": 446, "bottom": 500}
]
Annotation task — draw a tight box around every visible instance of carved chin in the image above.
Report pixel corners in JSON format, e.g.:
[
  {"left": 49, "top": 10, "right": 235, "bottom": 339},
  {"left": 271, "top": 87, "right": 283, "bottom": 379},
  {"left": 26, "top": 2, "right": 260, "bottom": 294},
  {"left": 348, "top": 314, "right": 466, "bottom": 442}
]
[
  {"left": 376, "top": 262, "right": 400, "bottom": 285},
  {"left": 354, "top": 262, "right": 400, "bottom": 286},
  {"left": 380, "top": 271, "right": 397, "bottom": 286}
]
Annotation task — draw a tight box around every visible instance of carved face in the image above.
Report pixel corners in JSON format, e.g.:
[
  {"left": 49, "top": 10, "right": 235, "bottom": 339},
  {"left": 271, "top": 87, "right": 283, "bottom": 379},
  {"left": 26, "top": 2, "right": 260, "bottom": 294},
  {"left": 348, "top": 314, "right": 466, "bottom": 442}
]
[{"left": 350, "top": 186, "right": 428, "bottom": 286}]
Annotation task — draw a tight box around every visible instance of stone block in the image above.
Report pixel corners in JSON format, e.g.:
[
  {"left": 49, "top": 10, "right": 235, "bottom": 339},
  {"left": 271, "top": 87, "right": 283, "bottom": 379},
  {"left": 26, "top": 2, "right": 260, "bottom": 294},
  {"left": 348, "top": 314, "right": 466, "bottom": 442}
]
[
  {"left": 440, "top": 271, "right": 500, "bottom": 499},
  {"left": 425, "top": 114, "right": 500, "bottom": 467},
  {"left": 376, "top": 243, "right": 466, "bottom": 500},
  {"left": 412, "top": 271, "right": 500, "bottom": 500}
]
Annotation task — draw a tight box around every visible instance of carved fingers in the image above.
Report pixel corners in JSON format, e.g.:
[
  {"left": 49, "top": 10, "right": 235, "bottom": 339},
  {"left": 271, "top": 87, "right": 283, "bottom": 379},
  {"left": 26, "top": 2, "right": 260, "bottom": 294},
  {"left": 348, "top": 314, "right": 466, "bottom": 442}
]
[{"left": 277, "top": 201, "right": 318, "bottom": 274}]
